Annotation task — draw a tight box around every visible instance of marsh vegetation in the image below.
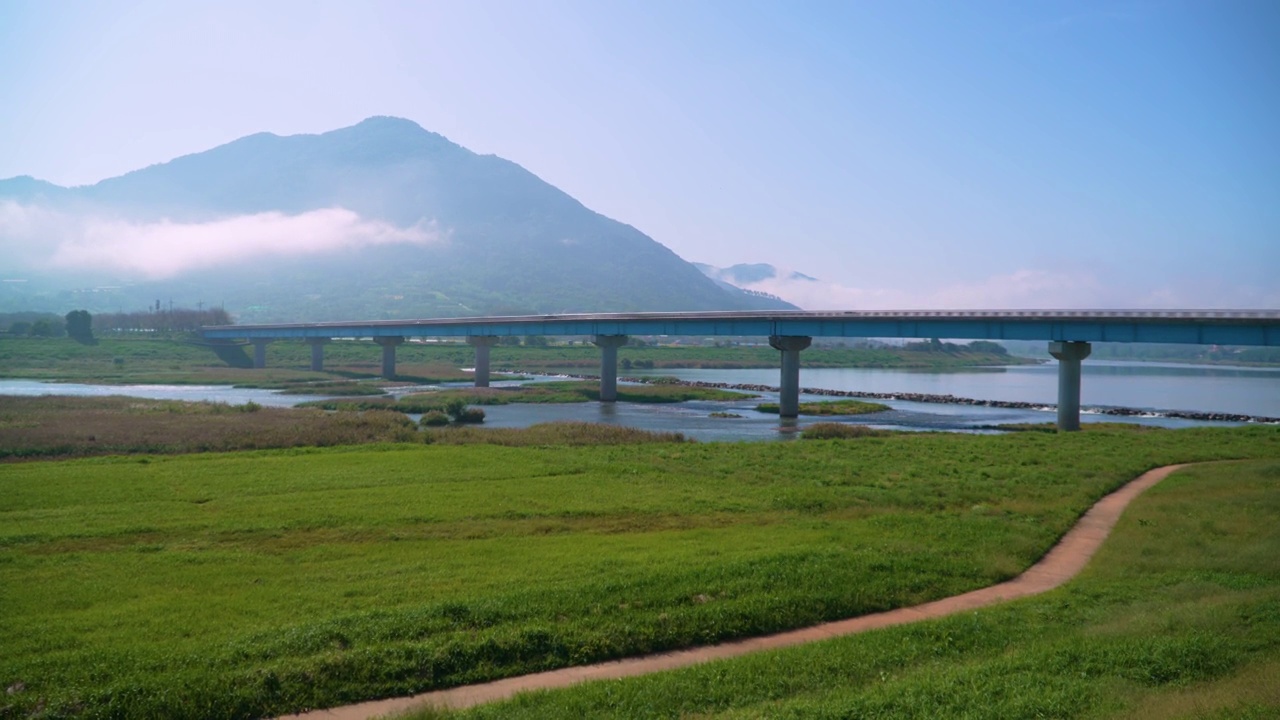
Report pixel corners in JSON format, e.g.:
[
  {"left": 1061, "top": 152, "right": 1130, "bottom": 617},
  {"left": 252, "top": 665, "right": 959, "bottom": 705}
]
[{"left": 754, "top": 398, "right": 889, "bottom": 415}]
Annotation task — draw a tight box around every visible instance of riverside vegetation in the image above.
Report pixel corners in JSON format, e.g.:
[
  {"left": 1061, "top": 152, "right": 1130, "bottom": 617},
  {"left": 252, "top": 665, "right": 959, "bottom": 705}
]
[
  {"left": 2, "top": 423, "right": 1278, "bottom": 719},
  {"left": 754, "top": 399, "right": 889, "bottom": 416},
  {"left": 0, "top": 336, "right": 1031, "bottom": 387},
  {"left": 0, "top": 396, "right": 688, "bottom": 461},
  {"left": 297, "top": 381, "right": 749, "bottom": 414}
]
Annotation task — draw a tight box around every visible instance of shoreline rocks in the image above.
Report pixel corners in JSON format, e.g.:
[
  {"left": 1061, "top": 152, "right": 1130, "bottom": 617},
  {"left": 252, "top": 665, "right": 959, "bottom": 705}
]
[
  {"left": 516, "top": 371, "right": 1279, "bottom": 425},
  {"left": 608, "top": 375, "right": 1276, "bottom": 425}
]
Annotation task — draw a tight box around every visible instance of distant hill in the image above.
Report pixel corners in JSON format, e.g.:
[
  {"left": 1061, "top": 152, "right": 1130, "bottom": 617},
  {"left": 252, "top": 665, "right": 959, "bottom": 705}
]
[{"left": 0, "top": 117, "right": 797, "bottom": 322}]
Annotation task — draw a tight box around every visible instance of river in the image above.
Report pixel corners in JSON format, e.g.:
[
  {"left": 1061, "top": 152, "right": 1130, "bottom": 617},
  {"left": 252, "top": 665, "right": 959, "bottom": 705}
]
[{"left": 3, "top": 361, "right": 1276, "bottom": 441}]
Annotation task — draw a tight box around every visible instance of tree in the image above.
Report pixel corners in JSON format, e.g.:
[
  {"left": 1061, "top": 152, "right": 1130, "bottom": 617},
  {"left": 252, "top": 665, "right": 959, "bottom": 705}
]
[
  {"left": 65, "top": 310, "right": 96, "bottom": 345},
  {"left": 965, "top": 340, "right": 1008, "bottom": 356},
  {"left": 8, "top": 321, "right": 31, "bottom": 336}
]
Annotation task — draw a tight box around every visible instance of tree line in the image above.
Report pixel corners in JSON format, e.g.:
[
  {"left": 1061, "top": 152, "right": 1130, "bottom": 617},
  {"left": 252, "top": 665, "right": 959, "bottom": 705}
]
[
  {"left": 92, "top": 307, "right": 233, "bottom": 334},
  {"left": 3, "top": 307, "right": 233, "bottom": 339},
  {"left": 903, "top": 339, "right": 1010, "bottom": 355}
]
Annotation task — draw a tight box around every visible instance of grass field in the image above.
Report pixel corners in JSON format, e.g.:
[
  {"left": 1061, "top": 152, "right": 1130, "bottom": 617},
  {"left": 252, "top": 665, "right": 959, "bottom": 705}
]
[
  {"left": 755, "top": 399, "right": 890, "bottom": 416},
  {"left": 0, "top": 337, "right": 477, "bottom": 387},
  {"left": 0, "top": 396, "right": 421, "bottom": 460},
  {"left": 0, "top": 336, "right": 1031, "bottom": 387},
  {"left": 0, "top": 397, "right": 699, "bottom": 461},
  {"left": 299, "top": 380, "right": 751, "bottom": 413},
  {"left": 421, "top": 459, "right": 1280, "bottom": 720},
  {"left": 2, "top": 426, "right": 1278, "bottom": 719}
]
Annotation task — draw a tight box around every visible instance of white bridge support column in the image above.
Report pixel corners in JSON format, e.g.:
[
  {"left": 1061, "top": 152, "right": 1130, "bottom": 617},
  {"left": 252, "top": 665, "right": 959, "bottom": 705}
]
[
  {"left": 1049, "top": 341, "right": 1092, "bottom": 431},
  {"left": 467, "top": 336, "right": 500, "bottom": 387},
  {"left": 769, "top": 335, "right": 812, "bottom": 418},
  {"left": 307, "top": 338, "right": 330, "bottom": 372},
  {"left": 374, "top": 336, "right": 405, "bottom": 379},
  {"left": 251, "top": 339, "right": 273, "bottom": 369},
  {"left": 593, "top": 335, "right": 629, "bottom": 402}
]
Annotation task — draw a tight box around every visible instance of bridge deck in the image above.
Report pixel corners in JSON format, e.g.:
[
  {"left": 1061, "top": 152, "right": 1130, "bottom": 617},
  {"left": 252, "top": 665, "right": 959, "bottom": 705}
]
[{"left": 202, "top": 310, "right": 1280, "bottom": 346}]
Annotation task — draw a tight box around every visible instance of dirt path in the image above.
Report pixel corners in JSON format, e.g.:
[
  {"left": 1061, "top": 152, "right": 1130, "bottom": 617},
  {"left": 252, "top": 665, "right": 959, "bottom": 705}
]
[{"left": 280, "top": 463, "right": 1189, "bottom": 720}]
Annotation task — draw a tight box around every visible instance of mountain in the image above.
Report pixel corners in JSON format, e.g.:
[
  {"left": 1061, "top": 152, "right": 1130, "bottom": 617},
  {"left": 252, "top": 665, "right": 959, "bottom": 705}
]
[{"left": 0, "top": 117, "right": 798, "bottom": 321}]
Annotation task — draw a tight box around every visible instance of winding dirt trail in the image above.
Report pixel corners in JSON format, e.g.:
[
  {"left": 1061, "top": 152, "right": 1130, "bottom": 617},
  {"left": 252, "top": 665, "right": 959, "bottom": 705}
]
[{"left": 280, "top": 463, "right": 1189, "bottom": 720}]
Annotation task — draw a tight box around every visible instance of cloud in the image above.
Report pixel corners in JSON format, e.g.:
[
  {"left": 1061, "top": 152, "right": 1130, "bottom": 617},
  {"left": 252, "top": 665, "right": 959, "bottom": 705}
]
[
  {"left": 0, "top": 202, "right": 442, "bottom": 279},
  {"left": 741, "top": 267, "right": 1110, "bottom": 310},
  {"left": 737, "top": 267, "right": 1276, "bottom": 311}
]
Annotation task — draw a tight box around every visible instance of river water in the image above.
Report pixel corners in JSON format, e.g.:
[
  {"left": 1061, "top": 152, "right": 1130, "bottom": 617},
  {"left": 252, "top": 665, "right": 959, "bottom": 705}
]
[
  {"left": 3, "top": 361, "right": 1276, "bottom": 441},
  {"left": 629, "top": 361, "right": 1280, "bottom": 418}
]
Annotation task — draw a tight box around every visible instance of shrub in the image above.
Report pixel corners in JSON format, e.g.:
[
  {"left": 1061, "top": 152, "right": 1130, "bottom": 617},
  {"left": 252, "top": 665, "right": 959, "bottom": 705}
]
[
  {"left": 422, "top": 421, "right": 687, "bottom": 446},
  {"left": 444, "top": 398, "right": 468, "bottom": 419},
  {"left": 801, "top": 422, "right": 887, "bottom": 439},
  {"left": 454, "top": 407, "right": 486, "bottom": 424},
  {"left": 420, "top": 410, "right": 450, "bottom": 427}
]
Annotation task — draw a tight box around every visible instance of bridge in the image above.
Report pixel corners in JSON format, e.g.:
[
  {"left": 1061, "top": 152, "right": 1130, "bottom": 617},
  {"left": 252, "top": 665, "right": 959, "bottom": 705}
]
[{"left": 201, "top": 309, "right": 1280, "bottom": 431}]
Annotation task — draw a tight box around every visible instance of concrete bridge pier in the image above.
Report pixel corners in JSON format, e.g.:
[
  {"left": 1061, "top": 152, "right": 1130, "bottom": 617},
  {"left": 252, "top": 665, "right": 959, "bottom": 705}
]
[
  {"left": 593, "top": 335, "right": 629, "bottom": 402},
  {"left": 467, "top": 336, "right": 500, "bottom": 387},
  {"left": 770, "top": 335, "right": 812, "bottom": 418},
  {"left": 251, "top": 339, "right": 274, "bottom": 369},
  {"left": 374, "top": 336, "right": 405, "bottom": 379},
  {"left": 1049, "top": 341, "right": 1092, "bottom": 431},
  {"left": 307, "top": 338, "right": 330, "bottom": 372}
]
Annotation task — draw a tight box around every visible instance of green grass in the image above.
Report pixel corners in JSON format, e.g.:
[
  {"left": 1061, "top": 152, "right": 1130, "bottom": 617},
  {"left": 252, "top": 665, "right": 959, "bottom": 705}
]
[
  {"left": 0, "top": 395, "right": 421, "bottom": 460},
  {"left": 299, "top": 380, "right": 751, "bottom": 413},
  {"left": 755, "top": 399, "right": 890, "bottom": 415},
  {"left": 0, "top": 397, "right": 696, "bottom": 460},
  {"left": 423, "top": 459, "right": 1280, "bottom": 720},
  {"left": 421, "top": 422, "right": 689, "bottom": 446},
  {"left": 2, "top": 426, "right": 1278, "bottom": 718},
  {"left": 801, "top": 422, "right": 889, "bottom": 439},
  {"left": 0, "top": 336, "right": 1030, "bottom": 386},
  {"left": 0, "top": 337, "right": 479, "bottom": 386}
]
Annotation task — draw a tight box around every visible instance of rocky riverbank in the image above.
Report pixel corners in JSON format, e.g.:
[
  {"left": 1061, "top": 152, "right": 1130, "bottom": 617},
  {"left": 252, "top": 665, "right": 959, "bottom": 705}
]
[
  {"left": 681, "top": 379, "right": 1279, "bottom": 424},
  {"left": 589, "top": 375, "right": 1275, "bottom": 425},
  {"left": 525, "top": 371, "right": 1280, "bottom": 424}
]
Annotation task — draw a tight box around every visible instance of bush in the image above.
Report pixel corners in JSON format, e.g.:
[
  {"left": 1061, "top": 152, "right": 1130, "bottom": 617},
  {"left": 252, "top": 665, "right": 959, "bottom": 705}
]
[
  {"left": 419, "top": 410, "right": 450, "bottom": 427},
  {"left": 444, "top": 398, "right": 468, "bottom": 419},
  {"left": 422, "top": 421, "right": 687, "bottom": 446},
  {"left": 454, "top": 407, "right": 486, "bottom": 424},
  {"left": 801, "top": 422, "right": 887, "bottom": 440}
]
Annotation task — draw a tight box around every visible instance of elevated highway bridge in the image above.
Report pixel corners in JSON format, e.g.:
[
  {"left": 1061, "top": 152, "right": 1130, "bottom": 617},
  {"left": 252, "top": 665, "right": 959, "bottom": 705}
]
[{"left": 201, "top": 310, "right": 1280, "bottom": 430}]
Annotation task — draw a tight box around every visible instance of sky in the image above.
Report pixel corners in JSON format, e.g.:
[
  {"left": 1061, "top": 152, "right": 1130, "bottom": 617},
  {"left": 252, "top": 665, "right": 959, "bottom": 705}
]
[{"left": 1, "top": 0, "right": 1277, "bottom": 309}]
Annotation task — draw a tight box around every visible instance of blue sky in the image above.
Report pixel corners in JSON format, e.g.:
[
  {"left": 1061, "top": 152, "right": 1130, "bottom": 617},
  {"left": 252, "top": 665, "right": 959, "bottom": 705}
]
[{"left": 1, "top": 0, "right": 1276, "bottom": 308}]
